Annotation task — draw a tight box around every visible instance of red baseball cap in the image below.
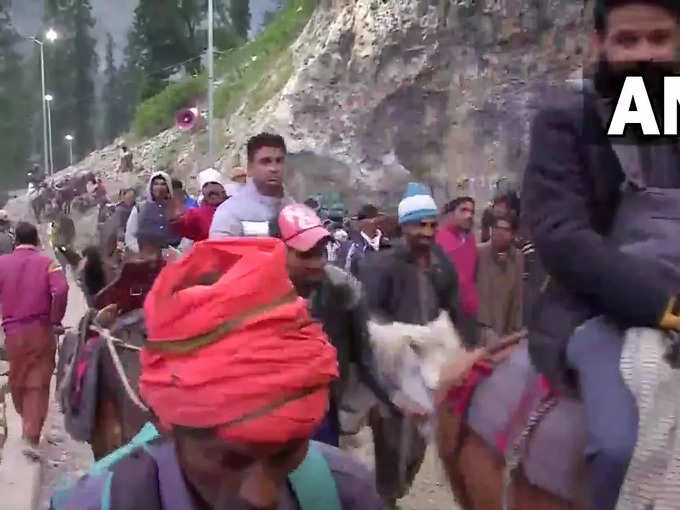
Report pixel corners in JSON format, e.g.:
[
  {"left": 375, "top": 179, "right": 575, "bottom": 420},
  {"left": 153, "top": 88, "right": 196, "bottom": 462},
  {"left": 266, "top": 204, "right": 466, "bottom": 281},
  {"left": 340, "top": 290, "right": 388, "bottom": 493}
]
[{"left": 278, "top": 204, "right": 331, "bottom": 252}]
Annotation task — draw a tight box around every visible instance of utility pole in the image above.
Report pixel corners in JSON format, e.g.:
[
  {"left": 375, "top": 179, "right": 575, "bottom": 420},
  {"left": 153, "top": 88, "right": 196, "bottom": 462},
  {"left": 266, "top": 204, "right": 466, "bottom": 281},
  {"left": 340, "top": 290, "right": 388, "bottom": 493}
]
[
  {"left": 207, "top": 0, "right": 215, "bottom": 165},
  {"left": 45, "top": 94, "right": 54, "bottom": 175},
  {"left": 39, "top": 43, "right": 49, "bottom": 176}
]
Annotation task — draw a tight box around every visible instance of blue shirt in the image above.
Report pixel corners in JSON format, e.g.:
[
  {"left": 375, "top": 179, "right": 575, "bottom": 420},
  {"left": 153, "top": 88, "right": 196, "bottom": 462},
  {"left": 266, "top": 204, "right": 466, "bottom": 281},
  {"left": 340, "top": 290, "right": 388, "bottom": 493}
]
[{"left": 184, "top": 196, "right": 198, "bottom": 209}]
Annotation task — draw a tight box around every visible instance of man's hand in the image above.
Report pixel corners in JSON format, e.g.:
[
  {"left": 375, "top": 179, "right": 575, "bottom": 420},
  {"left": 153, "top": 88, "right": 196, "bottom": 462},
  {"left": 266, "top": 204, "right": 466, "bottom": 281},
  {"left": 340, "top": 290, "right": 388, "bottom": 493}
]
[
  {"left": 660, "top": 297, "right": 680, "bottom": 331},
  {"left": 169, "top": 195, "right": 186, "bottom": 220}
]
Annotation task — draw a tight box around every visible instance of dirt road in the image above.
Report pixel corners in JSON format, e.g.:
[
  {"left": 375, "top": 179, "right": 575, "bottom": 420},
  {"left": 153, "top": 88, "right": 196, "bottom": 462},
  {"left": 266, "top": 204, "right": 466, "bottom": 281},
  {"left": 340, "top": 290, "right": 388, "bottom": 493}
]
[{"left": 341, "top": 427, "right": 457, "bottom": 510}]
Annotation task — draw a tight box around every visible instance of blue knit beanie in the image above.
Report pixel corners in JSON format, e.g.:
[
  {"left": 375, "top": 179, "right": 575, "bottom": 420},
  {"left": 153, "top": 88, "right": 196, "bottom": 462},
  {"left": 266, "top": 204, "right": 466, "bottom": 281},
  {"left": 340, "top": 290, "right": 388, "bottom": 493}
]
[{"left": 398, "top": 182, "right": 438, "bottom": 225}]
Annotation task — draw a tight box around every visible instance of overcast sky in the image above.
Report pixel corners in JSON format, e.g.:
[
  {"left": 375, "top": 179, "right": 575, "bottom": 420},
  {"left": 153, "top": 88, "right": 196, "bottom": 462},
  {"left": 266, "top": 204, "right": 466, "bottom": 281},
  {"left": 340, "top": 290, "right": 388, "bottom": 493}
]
[{"left": 10, "top": 0, "right": 279, "bottom": 64}]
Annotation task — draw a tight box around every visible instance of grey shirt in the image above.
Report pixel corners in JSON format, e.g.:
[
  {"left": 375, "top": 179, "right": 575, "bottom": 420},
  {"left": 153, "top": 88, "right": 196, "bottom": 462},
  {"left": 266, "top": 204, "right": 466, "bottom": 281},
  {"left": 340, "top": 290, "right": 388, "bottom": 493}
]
[{"left": 209, "top": 180, "right": 295, "bottom": 238}]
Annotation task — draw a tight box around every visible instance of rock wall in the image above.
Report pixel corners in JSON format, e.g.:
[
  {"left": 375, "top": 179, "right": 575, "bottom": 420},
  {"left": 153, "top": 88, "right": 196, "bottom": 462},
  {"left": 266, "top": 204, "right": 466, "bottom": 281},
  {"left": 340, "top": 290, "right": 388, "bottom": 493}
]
[{"left": 221, "top": 0, "right": 589, "bottom": 209}]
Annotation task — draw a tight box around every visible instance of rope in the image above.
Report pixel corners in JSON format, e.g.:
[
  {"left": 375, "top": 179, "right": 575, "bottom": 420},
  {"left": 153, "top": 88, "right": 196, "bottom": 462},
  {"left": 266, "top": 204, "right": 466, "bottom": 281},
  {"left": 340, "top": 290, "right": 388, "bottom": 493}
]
[
  {"left": 89, "top": 324, "right": 149, "bottom": 412},
  {"left": 501, "top": 393, "right": 558, "bottom": 510}
]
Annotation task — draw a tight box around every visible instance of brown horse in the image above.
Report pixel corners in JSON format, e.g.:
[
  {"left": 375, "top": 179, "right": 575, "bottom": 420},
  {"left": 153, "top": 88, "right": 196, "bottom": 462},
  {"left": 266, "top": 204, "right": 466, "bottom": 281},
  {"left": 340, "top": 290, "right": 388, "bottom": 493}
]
[
  {"left": 87, "top": 307, "right": 150, "bottom": 459},
  {"left": 435, "top": 341, "right": 583, "bottom": 510},
  {"left": 59, "top": 254, "right": 163, "bottom": 459}
]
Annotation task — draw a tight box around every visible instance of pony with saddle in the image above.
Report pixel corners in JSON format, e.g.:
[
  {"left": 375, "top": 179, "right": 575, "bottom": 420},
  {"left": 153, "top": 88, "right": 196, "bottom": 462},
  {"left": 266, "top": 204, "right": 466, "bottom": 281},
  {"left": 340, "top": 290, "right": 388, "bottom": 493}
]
[
  {"left": 436, "top": 123, "right": 680, "bottom": 508},
  {"left": 436, "top": 327, "right": 680, "bottom": 510},
  {"left": 57, "top": 256, "right": 164, "bottom": 459}
]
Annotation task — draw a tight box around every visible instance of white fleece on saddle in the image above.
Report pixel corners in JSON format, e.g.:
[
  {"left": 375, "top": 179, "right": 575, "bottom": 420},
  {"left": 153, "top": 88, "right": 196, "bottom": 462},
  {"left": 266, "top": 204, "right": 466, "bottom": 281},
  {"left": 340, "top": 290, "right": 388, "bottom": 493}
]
[{"left": 616, "top": 328, "right": 680, "bottom": 510}]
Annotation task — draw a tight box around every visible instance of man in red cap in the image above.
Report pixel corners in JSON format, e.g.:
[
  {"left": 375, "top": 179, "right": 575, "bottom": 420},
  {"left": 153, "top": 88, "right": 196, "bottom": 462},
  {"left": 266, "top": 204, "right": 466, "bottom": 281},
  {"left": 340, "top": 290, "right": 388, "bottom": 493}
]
[
  {"left": 51, "top": 237, "right": 383, "bottom": 510},
  {"left": 271, "top": 204, "right": 397, "bottom": 449}
]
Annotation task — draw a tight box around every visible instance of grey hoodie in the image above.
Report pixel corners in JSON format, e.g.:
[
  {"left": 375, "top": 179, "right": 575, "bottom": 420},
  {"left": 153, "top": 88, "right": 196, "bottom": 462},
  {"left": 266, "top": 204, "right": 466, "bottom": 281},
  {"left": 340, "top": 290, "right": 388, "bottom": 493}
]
[{"left": 125, "top": 171, "right": 173, "bottom": 252}]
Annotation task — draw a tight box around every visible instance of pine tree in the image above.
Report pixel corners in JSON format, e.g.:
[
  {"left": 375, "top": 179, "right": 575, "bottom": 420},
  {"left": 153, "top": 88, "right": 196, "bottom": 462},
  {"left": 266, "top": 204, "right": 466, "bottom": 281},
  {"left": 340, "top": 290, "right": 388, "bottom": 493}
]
[
  {"left": 103, "top": 33, "right": 122, "bottom": 142},
  {"left": 129, "top": 0, "right": 205, "bottom": 100},
  {"left": 43, "top": 0, "right": 98, "bottom": 169},
  {"left": 230, "top": 0, "right": 251, "bottom": 41},
  {"left": 0, "top": 4, "right": 33, "bottom": 187},
  {"left": 73, "top": 0, "right": 97, "bottom": 158}
]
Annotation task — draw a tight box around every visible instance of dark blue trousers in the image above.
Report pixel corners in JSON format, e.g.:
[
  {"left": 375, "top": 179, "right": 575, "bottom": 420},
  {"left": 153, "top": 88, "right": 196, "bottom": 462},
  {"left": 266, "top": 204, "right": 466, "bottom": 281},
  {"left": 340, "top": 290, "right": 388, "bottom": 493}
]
[
  {"left": 312, "top": 396, "right": 339, "bottom": 447},
  {"left": 566, "top": 316, "right": 639, "bottom": 510}
]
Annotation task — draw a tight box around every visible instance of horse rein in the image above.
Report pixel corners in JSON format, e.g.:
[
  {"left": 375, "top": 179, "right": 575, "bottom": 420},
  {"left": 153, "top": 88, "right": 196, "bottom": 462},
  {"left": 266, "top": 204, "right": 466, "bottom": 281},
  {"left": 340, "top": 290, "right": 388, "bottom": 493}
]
[{"left": 87, "top": 324, "right": 149, "bottom": 412}]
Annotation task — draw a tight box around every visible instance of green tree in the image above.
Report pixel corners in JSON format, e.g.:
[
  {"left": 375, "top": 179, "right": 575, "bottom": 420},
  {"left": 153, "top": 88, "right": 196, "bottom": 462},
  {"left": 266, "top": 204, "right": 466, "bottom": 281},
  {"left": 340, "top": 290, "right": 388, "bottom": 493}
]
[
  {"left": 129, "top": 0, "right": 205, "bottom": 100},
  {"left": 230, "top": 0, "right": 251, "bottom": 40},
  {"left": 103, "top": 33, "right": 125, "bottom": 143},
  {"left": 0, "top": 4, "right": 33, "bottom": 187},
  {"left": 44, "top": 0, "right": 98, "bottom": 169}
]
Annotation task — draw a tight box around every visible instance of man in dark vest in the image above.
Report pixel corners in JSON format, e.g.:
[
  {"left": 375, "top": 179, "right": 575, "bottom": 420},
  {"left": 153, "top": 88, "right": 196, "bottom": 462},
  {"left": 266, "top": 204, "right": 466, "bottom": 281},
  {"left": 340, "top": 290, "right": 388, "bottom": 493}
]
[
  {"left": 125, "top": 171, "right": 180, "bottom": 254},
  {"left": 522, "top": 1, "right": 680, "bottom": 508}
]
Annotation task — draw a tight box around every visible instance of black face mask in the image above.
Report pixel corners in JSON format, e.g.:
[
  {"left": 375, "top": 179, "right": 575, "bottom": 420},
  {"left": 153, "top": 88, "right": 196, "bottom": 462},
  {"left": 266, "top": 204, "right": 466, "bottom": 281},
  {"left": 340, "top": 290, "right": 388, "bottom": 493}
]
[{"left": 594, "top": 58, "right": 677, "bottom": 106}]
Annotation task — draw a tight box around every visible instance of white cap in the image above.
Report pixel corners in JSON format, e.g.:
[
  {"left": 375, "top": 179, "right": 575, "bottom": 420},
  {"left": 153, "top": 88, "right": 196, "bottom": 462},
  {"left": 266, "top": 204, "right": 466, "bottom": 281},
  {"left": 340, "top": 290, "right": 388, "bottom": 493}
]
[
  {"left": 198, "top": 168, "right": 224, "bottom": 190},
  {"left": 0, "top": 210, "right": 8, "bottom": 222}
]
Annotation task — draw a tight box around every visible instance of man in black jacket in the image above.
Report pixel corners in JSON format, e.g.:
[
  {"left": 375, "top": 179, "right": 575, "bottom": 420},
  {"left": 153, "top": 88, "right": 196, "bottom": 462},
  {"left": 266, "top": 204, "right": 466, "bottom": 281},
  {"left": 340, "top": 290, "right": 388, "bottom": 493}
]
[
  {"left": 523, "top": 1, "right": 680, "bottom": 508},
  {"left": 271, "top": 203, "right": 397, "bottom": 449},
  {"left": 358, "top": 182, "right": 472, "bottom": 507}
]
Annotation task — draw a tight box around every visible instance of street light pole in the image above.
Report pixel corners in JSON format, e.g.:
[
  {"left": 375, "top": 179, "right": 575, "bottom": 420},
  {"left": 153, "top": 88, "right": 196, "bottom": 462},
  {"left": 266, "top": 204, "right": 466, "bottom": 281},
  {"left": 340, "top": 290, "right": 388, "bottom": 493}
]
[
  {"left": 65, "top": 134, "right": 74, "bottom": 167},
  {"left": 27, "top": 29, "right": 57, "bottom": 177},
  {"left": 207, "top": 0, "right": 215, "bottom": 165},
  {"left": 38, "top": 42, "right": 49, "bottom": 177},
  {"left": 45, "top": 95, "right": 54, "bottom": 175}
]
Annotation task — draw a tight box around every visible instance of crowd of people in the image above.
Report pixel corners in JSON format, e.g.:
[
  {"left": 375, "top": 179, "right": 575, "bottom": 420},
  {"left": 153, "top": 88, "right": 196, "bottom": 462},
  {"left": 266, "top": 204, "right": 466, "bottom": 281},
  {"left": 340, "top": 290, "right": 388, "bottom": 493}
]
[
  {"left": 1, "top": 2, "right": 680, "bottom": 509},
  {"left": 19, "top": 132, "right": 540, "bottom": 507},
  {"left": 1, "top": 130, "right": 532, "bottom": 509}
]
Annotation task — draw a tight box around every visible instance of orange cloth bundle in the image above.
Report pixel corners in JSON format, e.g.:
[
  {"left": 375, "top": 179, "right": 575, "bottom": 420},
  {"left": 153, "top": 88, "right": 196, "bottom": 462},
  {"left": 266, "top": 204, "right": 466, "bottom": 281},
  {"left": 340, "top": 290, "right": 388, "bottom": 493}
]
[{"left": 139, "top": 238, "right": 338, "bottom": 443}]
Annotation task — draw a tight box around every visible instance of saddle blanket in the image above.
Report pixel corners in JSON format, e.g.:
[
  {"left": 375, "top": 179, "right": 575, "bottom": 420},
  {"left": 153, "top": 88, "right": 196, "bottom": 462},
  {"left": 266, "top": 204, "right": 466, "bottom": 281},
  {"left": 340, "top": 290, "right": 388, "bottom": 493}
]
[{"left": 466, "top": 343, "right": 588, "bottom": 503}]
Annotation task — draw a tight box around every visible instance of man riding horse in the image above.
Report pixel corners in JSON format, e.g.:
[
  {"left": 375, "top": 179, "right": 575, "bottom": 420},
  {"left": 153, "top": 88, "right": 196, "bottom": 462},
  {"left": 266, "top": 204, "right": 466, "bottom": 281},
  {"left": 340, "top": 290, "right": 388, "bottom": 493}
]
[{"left": 522, "top": 1, "right": 680, "bottom": 508}]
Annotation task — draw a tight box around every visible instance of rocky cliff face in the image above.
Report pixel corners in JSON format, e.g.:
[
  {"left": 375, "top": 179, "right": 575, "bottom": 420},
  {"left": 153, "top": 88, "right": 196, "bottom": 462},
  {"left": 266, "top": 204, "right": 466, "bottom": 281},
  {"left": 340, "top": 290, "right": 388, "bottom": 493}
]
[{"left": 222, "top": 0, "right": 587, "bottom": 209}]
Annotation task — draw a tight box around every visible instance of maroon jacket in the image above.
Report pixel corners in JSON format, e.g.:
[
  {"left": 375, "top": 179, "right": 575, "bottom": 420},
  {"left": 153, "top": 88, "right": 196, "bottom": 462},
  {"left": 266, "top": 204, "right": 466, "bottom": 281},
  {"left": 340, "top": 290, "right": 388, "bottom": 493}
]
[
  {"left": 169, "top": 202, "right": 218, "bottom": 242},
  {"left": 0, "top": 246, "right": 69, "bottom": 335}
]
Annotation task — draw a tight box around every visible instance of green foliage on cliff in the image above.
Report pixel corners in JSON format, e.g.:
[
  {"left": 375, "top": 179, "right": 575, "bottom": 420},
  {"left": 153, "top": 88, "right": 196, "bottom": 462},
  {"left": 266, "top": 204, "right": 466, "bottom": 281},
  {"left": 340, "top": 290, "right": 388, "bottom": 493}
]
[
  {"left": 213, "top": 0, "right": 315, "bottom": 117},
  {"left": 132, "top": 76, "right": 206, "bottom": 138},
  {"left": 131, "top": 0, "right": 313, "bottom": 138}
]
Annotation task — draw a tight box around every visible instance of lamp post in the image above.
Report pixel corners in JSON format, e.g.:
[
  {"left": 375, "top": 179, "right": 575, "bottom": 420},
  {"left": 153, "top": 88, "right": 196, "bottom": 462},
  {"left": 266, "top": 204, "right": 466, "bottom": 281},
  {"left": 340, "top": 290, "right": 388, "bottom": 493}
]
[
  {"left": 26, "top": 28, "right": 58, "bottom": 177},
  {"left": 45, "top": 94, "right": 54, "bottom": 176},
  {"left": 207, "top": 0, "right": 215, "bottom": 164},
  {"left": 64, "top": 134, "right": 74, "bottom": 167}
]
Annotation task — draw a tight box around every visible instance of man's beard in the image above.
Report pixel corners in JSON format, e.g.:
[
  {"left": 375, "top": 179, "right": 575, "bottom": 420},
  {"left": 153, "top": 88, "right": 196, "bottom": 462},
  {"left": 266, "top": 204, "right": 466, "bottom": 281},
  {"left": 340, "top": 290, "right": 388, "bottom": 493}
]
[{"left": 594, "top": 57, "right": 677, "bottom": 106}]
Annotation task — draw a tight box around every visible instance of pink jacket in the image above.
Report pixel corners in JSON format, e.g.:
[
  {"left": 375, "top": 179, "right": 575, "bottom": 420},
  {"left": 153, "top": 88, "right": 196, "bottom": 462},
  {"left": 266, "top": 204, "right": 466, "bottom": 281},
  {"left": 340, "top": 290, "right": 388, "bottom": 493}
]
[
  {"left": 0, "top": 246, "right": 69, "bottom": 334},
  {"left": 436, "top": 226, "right": 478, "bottom": 317}
]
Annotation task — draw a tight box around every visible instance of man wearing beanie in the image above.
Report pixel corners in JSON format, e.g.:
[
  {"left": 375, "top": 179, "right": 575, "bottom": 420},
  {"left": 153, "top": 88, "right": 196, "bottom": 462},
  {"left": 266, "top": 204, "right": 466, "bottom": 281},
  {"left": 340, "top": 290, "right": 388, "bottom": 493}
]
[
  {"left": 51, "top": 238, "right": 383, "bottom": 510},
  {"left": 523, "top": 1, "right": 680, "bottom": 508},
  {"left": 357, "top": 182, "right": 471, "bottom": 508}
]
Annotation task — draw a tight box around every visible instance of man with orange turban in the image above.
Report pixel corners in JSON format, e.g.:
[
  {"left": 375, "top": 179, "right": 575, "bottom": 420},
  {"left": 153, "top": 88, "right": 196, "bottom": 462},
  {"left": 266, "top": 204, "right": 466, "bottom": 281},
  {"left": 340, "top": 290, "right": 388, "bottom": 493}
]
[{"left": 50, "top": 238, "right": 383, "bottom": 510}]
